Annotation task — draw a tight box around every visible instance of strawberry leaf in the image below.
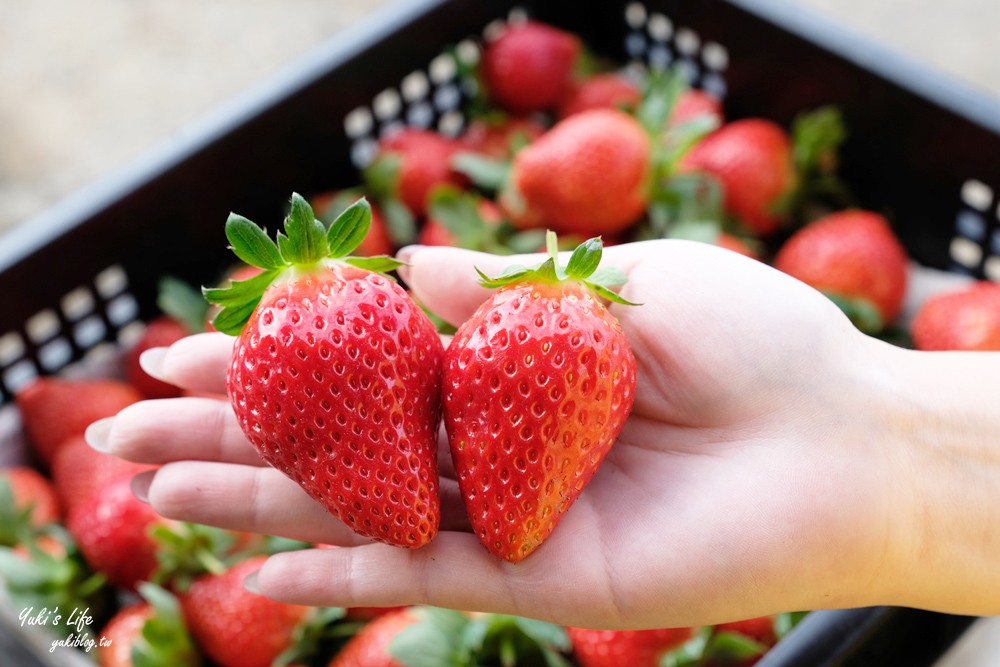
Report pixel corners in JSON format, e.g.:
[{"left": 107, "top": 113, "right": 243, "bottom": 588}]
[
  {"left": 774, "top": 611, "right": 809, "bottom": 638},
  {"left": 382, "top": 198, "right": 418, "bottom": 246},
  {"left": 157, "top": 277, "right": 209, "bottom": 334},
  {"left": 452, "top": 152, "right": 511, "bottom": 191},
  {"left": 203, "top": 269, "right": 279, "bottom": 308},
  {"left": 705, "top": 631, "right": 769, "bottom": 662},
  {"left": 390, "top": 608, "right": 470, "bottom": 667},
  {"left": 428, "top": 185, "right": 487, "bottom": 242},
  {"left": 225, "top": 213, "right": 285, "bottom": 269},
  {"left": 793, "top": 106, "right": 846, "bottom": 176},
  {"left": 565, "top": 237, "right": 602, "bottom": 281},
  {"left": 327, "top": 197, "right": 372, "bottom": 258},
  {"left": 822, "top": 291, "right": 884, "bottom": 333},
  {"left": 210, "top": 299, "right": 262, "bottom": 337},
  {"left": 586, "top": 281, "right": 640, "bottom": 306},
  {"left": 134, "top": 583, "right": 202, "bottom": 667},
  {"left": 636, "top": 67, "right": 687, "bottom": 136},
  {"left": 364, "top": 153, "right": 401, "bottom": 199},
  {"left": 344, "top": 257, "right": 405, "bottom": 273},
  {"left": 281, "top": 193, "right": 329, "bottom": 264}
]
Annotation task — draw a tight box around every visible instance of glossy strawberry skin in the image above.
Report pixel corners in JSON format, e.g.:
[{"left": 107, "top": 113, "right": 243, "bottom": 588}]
[
  {"left": 228, "top": 265, "right": 443, "bottom": 548},
  {"left": 680, "top": 119, "right": 795, "bottom": 236},
  {"left": 568, "top": 626, "right": 694, "bottom": 667},
  {"left": 379, "top": 130, "right": 463, "bottom": 217},
  {"left": 67, "top": 478, "right": 163, "bottom": 589},
  {"left": 511, "top": 109, "right": 651, "bottom": 235},
  {"left": 911, "top": 281, "right": 1000, "bottom": 351},
  {"left": 182, "top": 557, "right": 309, "bottom": 667},
  {"left": 774, "top": 210, "right": 909, "bottom": 325},
  {"left": 482, "top": 21, "right": 581, "bottom": 113},
  {"left": 328, "top": 608, "right": 415, "bottom": 667},
  {"left": 443, "top": 282, "right": 636, "bottom": 562},
  {"left": 16, "top": 378, "right": 141, "bottom": 467},
  {"left": 558, "top": 74, "right": 642, "bottom": 119}
]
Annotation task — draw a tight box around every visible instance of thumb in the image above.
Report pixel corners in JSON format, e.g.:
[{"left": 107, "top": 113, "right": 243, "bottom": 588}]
[{"left": 397, "top": 245, "right": 545, "bottom": 327}]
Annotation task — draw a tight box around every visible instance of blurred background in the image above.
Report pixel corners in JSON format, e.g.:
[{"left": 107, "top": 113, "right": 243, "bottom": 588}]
[{"left": 1, "top": 0, "right": 999, "bottom": 235}]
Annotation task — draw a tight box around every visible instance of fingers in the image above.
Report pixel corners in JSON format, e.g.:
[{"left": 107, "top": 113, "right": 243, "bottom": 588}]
[
  {"left": 253, "top": 533, "right": 580, "bottom": 619},
  {"left": 140, "top": 461, "right": 472, "bottom": 544},
  {"left": 93, "top": 397, "right": 265, "bottom": 467},
  {"left": 142, "top": 332, "right": 233, "bottom": 395}
]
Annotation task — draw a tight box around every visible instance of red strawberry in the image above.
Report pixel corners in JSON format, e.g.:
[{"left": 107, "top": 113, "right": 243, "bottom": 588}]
[
  {"left": 568, "top": 626, "right": 694, "bottom": 667},
  {"left": 481, "top": 21, "right": 581, "bottom": 113},
  {"left": 98, "top": 586, "right": 200, "bottom": 667},
  {"left": 373, "top": 129, "right": 464, "bottom": 217},
  {"left": 679, "top": 119, "right": 795, "bottom": 236},
  {"left": 774, "top": 210, "right": 909, "bottom": 331},
  {"left": 671, "top": 89, "right": 724, "bottom": 127},
  {"left": 66, "top": 478, "right": 164, "bottom": 589},
  {"left": 0, "top": 466, "right": 60, "bottom": 529},
  {"left": 182, "top": 557, "right": 310, "bottom": 667},
  {"left": 126, "top": 316, "right": 189, "bottom": 399},
  {"left": 443, "top": 235, "right": 637, "bottom": 562},
  {"left": 207, "top": 195, "right": 443, "bottom": 548},
  {"left": 558, "top": 73, "right": 642, "bottom": 119},
  {"left": 716, "top": 233, "right": 758, "bottom": 259},
  {"left": 716, "top": 616, "right": 777, "bottom": 647},
  {"left": 505, "top": 109, "right": 651, "bottom": 235},
  {"left": 911, "top": 281, "right": 1000, "bottom": 351},
  {"left": 313, "top": 191, "right": 395, "bottom": 256},
  {"left": 16, "top": 378, "right": 141, "bottom": 467},
  {"left": 328, "top": 608, "right": 416, "bottom": 667},
  {"left": 460, "top": 117, "right": 545, "bottom": 159},
  {"left": 52, "top": 435, "right": 153, "bottom": 509}
]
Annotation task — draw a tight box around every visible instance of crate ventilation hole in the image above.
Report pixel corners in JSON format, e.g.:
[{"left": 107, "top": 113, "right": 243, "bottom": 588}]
[
  {"left": 0, "top": 264, "right": 141, "bottom": 405},
  {"left": 953, "top": 179, "right": 1000, "bottom": 281},
  {"left": 344, "top": 5, "right": 729, "bottom": 170}
]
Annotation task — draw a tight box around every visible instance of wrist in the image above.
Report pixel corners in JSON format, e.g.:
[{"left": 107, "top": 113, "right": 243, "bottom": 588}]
[{"left": 864, "top": 339, "right": 1000, "bottom": 614}]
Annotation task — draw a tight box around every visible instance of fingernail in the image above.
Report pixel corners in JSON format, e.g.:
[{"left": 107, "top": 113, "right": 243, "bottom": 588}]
[
  {"left": 130, "top": 470, "right": 155, "bottom": 503},
  {"left": 243, "top": 571, "right": 261, "bottom": 594},
  {"left": 395, "top": 245, "right": 425, "bottom": 284},
  {"left": 84, "top": 417, "right": 114, "bottom": 452},
  {"left": 139, "top": 347, "right": 169, "bottom": 381}
]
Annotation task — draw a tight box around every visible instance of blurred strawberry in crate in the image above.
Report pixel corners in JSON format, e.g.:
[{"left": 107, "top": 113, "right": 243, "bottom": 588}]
[
  {"left": 671, "top": 89, "right": 724, "bottom": 127},
  {"left": 568, "top": 626, "right": 694, "bottom": 667},
  {"left": 421, "top": 185, "right": 546, "bottom": 254},
  {"left": 16, "top": 378, "right": 141, "bottom": 467},
  {"left": 774, "top": 209, "right": 908, "bottom": 333},
  {"left": 460, "top": 116, "right": 545, "bottom": 159},
  {"left": 558, "top": 73, "right": 641, "bottom": 119},
  {"left": 98, "top": 583, "right": 202, "bottom": 667},
  {"left": 182, "top": 556, "right": 341, "bottom": 667},
  {"left": 51, "top": 435, "right": 153, "bottom": 510},
  {"left": 328, "top": 608, "right": 417, "bottom": 667},
  {"left": 312, "top": 190, "right": 395, "bottom": 256},
  {"left": 0, "top": 466, "right": 60, "bottom": 546},
  {"left": 481, "top": 20, "right": 581, "bottom": 113},
  {"left": 911, "top": 281, "right": 1000, "bottom": 351},
  {"left": 502, "top": 108, "right": 652, "bottom": 235}
]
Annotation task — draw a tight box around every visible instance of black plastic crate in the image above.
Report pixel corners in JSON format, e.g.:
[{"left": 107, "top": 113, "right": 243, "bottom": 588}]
[{"left": 0, "top": 0, "right": 994, "bottom": 663}]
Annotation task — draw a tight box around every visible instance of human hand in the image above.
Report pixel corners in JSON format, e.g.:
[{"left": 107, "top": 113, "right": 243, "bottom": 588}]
[{"left": 90, "top": 240, "right": 999, "bottom": 628}]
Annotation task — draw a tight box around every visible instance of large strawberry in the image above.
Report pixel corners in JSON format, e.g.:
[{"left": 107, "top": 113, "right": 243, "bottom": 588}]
[
  {"left": 16, "top": 378, "right": 141, "bottom": 467},
  {"left": 774, "top": 210, "right": 909, "bottom": 332},
  {"left": 97, "top": 583, "right": 201, "bottom": 667},
  {"left": 205, "top": 194, "right": 443, "bottom": 548},
  {"left": 911, "top": 281, "right": 1000, "bottom": 351},
  {"left": 504, "top": 109, "right": 651, "bottom": 236},
  {"left": 181, "top": 556, "right": 337, "bottom": 667},
  {"left": 568, "top": 626, "right": 694, "bottom": 667},
  {"left": 481, "top": 20, "right": 581, "bottom": 113},
  {"left": 443, "top": 234, "right": 637, "bottom": 562}
]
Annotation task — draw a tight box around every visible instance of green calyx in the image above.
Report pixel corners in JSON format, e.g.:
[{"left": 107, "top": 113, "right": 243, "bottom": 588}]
[
  {"left": 132, "top": 583, "right": 203, "bottom": 667},
  {"left": 203, "top": 193, "right": 404, "bottom": 335},
  {"left": 822, "top": 291, "right": 884, "bottom": 334},
  {"left": 476, "top": 231, "right": 639, "bottom": 306}
]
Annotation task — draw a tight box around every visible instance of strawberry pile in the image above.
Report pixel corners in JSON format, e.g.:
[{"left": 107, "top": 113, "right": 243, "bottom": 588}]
[{"left": 2, "top": 14, "right": 998, "bottom": 667}]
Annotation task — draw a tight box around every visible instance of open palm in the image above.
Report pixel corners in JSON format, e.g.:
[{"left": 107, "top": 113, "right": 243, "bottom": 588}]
[{"left": 99, "top": 240, "right": 905, "bottom": 629}]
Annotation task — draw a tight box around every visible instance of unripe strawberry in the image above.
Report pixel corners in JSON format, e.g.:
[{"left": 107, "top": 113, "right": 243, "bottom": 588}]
[
  {"left": 443, "top": 234, "right": 637, "bottom": 562},
  {"left": 206, "top": 195, "right": 443, "bottom": 548}
]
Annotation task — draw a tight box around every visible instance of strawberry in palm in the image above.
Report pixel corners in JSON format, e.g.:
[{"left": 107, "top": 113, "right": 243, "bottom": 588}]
[
  {"left": 443, "top": 234, "right": 637, "bottom": 562},
  {"left": 206, "top": 194, "right": 443, "bottom": 547}
]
